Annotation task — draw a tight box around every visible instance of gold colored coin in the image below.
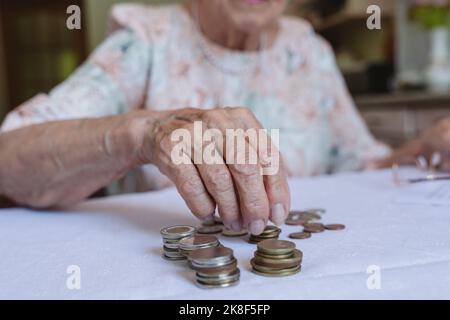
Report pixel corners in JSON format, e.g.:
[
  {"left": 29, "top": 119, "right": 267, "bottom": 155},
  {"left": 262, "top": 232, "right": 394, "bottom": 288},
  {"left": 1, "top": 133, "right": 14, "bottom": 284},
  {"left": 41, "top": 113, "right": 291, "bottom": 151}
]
[
  {"left": 324, "top": 224, "right": 346, "bottom": 231},
  {"left": 288, "top": 232, "right": 312, "bottom": 240},
  {"left": 251, "top": 262, "right": 301, "bottom": 277},
  {"left": 303, "top": 222, "right": 325, "bottom": 233},
  {"left": 285, "top": 219, "right": 309, "bottom": 226},
  {"left": 222, "top": 228, "right": 248, "bottom": 237},
  {"left": 252, "top": 250, "right": 302, "bottom": 269},
  {"left": 257, "top": 239, "right": 296, "bottom": 255},
  {"left": 194, "top": 261, "right": 238, "bottom": 276},
  {"left": 197, "top": 225, "right": 223, "bottom": 234},
  {"left": 254, "top": 251, "right": 293, "bottom": 260}
]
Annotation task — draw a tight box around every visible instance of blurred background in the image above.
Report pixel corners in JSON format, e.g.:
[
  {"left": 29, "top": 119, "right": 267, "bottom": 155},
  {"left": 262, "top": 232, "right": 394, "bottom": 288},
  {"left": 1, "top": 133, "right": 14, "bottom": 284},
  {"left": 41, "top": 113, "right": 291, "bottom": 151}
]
[{"left": 0, "top": 0, "right": 450, "bottom": 147}]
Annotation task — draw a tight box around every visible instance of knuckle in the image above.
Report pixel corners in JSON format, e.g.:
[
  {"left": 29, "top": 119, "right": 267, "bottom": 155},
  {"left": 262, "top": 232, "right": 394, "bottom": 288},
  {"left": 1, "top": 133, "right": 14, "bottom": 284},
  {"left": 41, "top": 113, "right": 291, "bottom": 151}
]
[
  {"left": 243, "top": 196, "right": 269, "bottom": 218},
  {"left": 232, "top": 163, "right": 259, "bottom": 177},
  {"left": 178, "top": 176, "right": 206, "bottom": 198},
  {"left": 191, "top": 202, "right": 215, "bottom": 219},
  {"left": 205, "top": 167, "right": 233, "bottom": 193}
]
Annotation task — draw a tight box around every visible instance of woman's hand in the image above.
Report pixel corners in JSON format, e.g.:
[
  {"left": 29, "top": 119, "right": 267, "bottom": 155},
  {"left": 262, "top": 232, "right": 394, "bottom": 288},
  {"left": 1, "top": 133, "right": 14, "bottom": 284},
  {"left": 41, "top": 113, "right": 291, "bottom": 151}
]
[
  {"left": 137, "top": 107, "right": 291, "bottom": 235},
  {"left": 369, "top": 118, "right": 450, "bottom": 171},
  {"left": 0, "top": 107, "right": 290, "bottom": 235}
]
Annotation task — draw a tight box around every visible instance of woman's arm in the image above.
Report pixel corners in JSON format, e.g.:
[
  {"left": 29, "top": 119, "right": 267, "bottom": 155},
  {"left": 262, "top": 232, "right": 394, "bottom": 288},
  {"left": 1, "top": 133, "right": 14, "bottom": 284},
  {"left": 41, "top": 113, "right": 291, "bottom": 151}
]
[
  {"left": 0, "top": 108, "right": 291, "bottom": 235},
  {"left": 0, "top": 112, "right": 146, "bottom": 208}
]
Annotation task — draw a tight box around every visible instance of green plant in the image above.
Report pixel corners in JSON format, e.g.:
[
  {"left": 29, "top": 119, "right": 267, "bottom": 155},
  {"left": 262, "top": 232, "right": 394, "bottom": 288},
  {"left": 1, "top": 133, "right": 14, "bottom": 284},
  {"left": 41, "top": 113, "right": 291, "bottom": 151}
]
[{"left": 409, "top": 1, "right": 450, "bottom": 29}]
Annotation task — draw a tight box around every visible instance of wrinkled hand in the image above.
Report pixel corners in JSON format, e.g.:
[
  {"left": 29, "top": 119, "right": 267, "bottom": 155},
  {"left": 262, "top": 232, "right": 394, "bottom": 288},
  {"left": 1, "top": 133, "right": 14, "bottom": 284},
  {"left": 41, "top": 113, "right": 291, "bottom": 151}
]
[{"left": 139, "top": 107, "right": 291, "bottom": 235}]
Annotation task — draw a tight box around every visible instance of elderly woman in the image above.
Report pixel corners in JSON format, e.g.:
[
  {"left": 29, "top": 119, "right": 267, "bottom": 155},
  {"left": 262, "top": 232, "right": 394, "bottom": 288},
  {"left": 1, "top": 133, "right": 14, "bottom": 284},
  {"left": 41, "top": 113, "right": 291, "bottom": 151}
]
[{"left": 0, "top": 0, "right": 390, "bottom": 235}]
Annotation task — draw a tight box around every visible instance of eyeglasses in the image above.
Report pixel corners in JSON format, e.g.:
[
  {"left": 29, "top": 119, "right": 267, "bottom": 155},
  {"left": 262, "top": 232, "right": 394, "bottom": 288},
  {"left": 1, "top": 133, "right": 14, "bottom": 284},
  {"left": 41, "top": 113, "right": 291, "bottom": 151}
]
[{"left": 392, "top": 152, "right": 450, "bottom": 185}]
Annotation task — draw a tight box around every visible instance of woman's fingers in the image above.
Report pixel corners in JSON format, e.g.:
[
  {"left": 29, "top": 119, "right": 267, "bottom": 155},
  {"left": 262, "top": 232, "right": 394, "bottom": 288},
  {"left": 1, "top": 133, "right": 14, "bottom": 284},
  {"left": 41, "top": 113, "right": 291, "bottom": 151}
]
[
  {"left": 228, "top": 107, "right": 290, "bottom": 226},
  {"left": 150, "top": 107, "right": 291, "bottom": 235},
  {"left": 195, "top": 162, "right": 242, "bottom": 231},
  {"left": 170, "top": 162, "right": 216, "bottom": 222},
  {"left": 228, "top": 156, "right": 270, "bottom": 235},
  {"left": 264, "top": 162, "right": 291, "bottom": 225},
  {"left": 202, "top": 108, "right": 272, "bottom": 234}
]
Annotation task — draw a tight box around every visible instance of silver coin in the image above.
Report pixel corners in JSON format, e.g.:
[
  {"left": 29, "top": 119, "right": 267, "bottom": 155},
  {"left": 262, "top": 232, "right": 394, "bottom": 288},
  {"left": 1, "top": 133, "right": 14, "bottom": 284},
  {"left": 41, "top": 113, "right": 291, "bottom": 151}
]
[
  {"left": 189, "top": 246, "right": 234, "bottom": 266},
  {"left": 196, "top": 268, "right": 240, "bottom": 281},
  {"left": 179, "top": 235, "right": 220, "bottom": 251},
  {"left": 195, "top": 278, "right": 239, "bottom": 289},
  {"left": 160, "top": 225, "right": 196, "bottom": 239}
]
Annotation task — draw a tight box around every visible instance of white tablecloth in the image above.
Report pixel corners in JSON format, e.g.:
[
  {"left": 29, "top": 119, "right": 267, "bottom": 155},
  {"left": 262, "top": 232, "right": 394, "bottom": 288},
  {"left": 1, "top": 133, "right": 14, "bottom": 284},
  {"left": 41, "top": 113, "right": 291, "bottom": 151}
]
[{"left": 1, "top": 169, "right": 449, "bottom": 299}]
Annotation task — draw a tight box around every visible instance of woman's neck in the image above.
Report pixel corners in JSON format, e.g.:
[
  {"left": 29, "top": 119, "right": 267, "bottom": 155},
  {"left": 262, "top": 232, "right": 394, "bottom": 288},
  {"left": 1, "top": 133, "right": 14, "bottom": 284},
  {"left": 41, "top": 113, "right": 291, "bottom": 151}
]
[{"left": 185, "top": 1, "right": 279, "bottom": 52}]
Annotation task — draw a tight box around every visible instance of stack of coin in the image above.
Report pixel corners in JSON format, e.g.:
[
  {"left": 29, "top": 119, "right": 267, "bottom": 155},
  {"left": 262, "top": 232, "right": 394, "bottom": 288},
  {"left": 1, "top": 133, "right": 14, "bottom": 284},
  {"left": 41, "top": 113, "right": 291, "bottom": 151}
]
[
  {"left": 248, "top": 225, "right": 281, "bottom": 244},
  {"left": 251, "top": 239, "right": 302, "bottom": 277},
  {"left": 189, "top": 246, "right": 240, "bottom": 288},
  {"left": 178, "top": 235, "right": 220, "bottom": 257},
  {"left": 160, "top": 225, "right": 196, "bottom": 260}
]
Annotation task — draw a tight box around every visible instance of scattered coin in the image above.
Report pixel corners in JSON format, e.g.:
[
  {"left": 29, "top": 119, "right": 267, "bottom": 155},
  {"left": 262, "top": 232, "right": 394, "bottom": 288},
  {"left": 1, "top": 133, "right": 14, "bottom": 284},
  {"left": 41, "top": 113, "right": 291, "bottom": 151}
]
[
  {"left": 303, "top": 222, "right": 325, "bottom": 233},
  {"left": 305, "top": 208, "right": 326, "bottom": 215},
  {"left": 222, "top": 228, "right": 248, "bottom": 237},
  {"left": 285, "top": 219, "right": 309, "bottom": 226},
  {"left": 288, "top": 232, "right": 311, "bottom": 240},
  {"left": 324, "top": 224, "right": 346, "bottom": 231},
  {"left": 286, "top": 210, "right": 322, "bottom": 226},
  {"left": 197, "top": 225, "right": 223, "bottom": 234}
]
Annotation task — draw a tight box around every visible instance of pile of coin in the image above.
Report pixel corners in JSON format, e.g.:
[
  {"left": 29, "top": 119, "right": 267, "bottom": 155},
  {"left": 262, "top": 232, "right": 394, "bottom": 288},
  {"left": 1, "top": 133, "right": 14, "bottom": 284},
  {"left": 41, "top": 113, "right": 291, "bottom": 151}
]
[
  {"left": 178, "top": 235, "right": 220, "bottom": 258},
  {"left": 189, "top": 246, "right": 240, "bottom": 288},
  {"left": 251, "top": 239, "right": 302, "bottom": 277},
  {"left": 160, "top": 225, "right": 196, "bottom": 260},
  {"left": 248, "top": 225, "right": 281, "bottom": 244}
]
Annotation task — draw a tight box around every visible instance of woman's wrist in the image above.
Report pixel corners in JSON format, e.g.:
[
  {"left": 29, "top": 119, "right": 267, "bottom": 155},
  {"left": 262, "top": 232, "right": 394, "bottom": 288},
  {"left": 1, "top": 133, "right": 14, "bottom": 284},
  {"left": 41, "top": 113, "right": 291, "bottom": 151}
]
[{"left": 107, "top": 110, "right": 160, "bottom": 169}]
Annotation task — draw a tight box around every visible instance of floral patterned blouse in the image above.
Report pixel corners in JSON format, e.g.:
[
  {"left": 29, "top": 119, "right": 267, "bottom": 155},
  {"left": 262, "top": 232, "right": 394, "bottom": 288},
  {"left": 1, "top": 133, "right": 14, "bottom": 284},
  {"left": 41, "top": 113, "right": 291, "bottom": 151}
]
[{"left": 0, "top": 4, "right": 390, "bottom": 193}]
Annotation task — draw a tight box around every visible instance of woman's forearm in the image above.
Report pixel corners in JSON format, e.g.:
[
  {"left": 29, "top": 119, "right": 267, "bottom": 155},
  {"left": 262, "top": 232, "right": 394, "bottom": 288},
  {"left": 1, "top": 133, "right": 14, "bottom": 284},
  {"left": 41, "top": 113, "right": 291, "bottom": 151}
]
[{"left": 0, "top": 112, "right": 152, "bottom": 208}]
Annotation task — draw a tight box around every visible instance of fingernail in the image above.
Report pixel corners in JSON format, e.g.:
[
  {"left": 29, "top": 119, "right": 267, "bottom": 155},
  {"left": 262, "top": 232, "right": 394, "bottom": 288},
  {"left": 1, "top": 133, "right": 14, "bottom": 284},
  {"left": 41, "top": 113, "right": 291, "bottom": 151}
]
[
  {"left": 231, "top": 221, "right": 241, "bottom": 231},
  {"left": 249, "top": 219, "right": 265, "bottom": 235},
  {"left": 271, "top": 203, "right": 285, "bottom": 226}
]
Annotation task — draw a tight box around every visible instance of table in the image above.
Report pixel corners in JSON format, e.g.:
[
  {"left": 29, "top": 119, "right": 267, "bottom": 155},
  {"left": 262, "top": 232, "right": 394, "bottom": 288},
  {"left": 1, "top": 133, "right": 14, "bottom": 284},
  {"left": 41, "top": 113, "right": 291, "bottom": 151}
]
[{"left": 1, "top": 169, "right": 449, "bottom": 299}]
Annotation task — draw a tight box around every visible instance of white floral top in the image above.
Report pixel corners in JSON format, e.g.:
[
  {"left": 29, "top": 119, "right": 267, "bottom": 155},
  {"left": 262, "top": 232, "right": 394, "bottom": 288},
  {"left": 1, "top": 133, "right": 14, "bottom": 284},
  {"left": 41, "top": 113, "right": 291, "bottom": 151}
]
[{"left": 0, "top": 4, "right": 390, "bottom": 193}]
